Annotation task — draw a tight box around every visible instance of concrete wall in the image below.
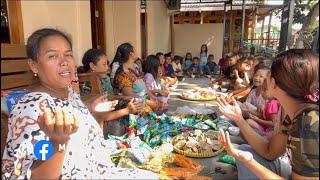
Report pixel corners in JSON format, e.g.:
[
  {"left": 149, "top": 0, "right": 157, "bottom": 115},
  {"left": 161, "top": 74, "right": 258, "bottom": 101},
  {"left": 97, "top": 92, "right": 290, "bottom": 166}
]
[
  {"left": 146, "top": 0, "right": 171, "bottom": 55},
  {"left": 104, "top": 0, "right": 141, "bottom": 62},
  {"left": 173, "top": 24, "right": 223, "bottom": 63},
  {"left": 21, "top": 1, "right": 92, "bottom": 65}
]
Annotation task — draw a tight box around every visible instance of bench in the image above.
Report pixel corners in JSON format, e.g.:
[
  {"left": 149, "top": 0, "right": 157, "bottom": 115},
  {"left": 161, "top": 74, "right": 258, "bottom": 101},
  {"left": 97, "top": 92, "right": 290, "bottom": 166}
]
[{"left": 1, "top": 43, "right": 104, "bottom": 157}]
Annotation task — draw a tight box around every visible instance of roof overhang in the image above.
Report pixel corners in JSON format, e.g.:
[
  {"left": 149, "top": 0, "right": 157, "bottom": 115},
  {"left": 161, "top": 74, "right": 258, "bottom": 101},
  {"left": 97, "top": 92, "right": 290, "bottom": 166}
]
[{"left": 180, "top": 0, "right": 282, "bottom": 12}]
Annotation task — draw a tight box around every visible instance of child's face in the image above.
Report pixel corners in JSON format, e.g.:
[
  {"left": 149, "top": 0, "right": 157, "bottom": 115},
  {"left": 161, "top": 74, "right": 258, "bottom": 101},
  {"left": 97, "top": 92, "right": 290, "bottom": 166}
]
[
  {"left": 253, "top": 69, "right": 268, "bottom": 87},
  {"left": 193, "top": 59, "right": 199, "bottom": 64},
  {"left": 174, "top": 59, "right": 180, "bottom": 64},
  {"left": 186, "top": 54, "right": 192, "bottom": 60},
  {"left": 228, "top": 57, "right": 237, "bottom": 66},
  {"left": 93, "top": 55, "right": 109, "bottom": 73},
  {"left": 159, "top": 55, "right": 165, "bottom": 65},
  {"left": 248, "top": 60, "right": 254, "bottom": 67},
  {"left": 209, "top": 56, "right": 214, "bottom": 62},
  {"left": 135, "top": 60, "right": 142, "bottom": 66},
  {"left": 165, "top": 57, "right": 171, "bottom": 64},
  {"left": 201, "top": 45, "right": 207, "bottom": 52}
]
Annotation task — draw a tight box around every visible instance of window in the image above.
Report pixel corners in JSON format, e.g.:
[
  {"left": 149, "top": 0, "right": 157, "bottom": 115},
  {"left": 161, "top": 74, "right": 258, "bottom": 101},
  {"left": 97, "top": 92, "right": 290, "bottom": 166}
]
[
  {"left": 1, "top": 0, "right": 24, "bottom": 44},
  {"left": 1, "top": 0, "right": 10, "bottom": 43}
]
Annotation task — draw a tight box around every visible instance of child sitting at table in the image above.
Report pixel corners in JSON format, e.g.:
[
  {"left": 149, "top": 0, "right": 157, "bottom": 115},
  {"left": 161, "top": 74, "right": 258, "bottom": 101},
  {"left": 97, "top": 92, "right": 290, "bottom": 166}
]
[
  {"left": 246, "top": 80, "right": 281, "bottom": 139},
  {"left": 134, "top": 58, "right": 143, "bottom": 75},
  {"left": 188, "top": 57, "right": 202, "bottom": 77},
  {"left": 172, "top": 55, "right": 183, "bottom": 76},
  {"left": 232, "top": 57, "right": 251, "bottom": 90},
  {"left": 206, "top": 54, "right": 219, "bottom": 75},
  {"left": 212, "top": 52, "right": 239, "bottom": 85},
  {"left": 164, "top": 52, "right": 176, "bottom": 78},
  {"left": 239, "top": 62, "right": 270, "bottom": 118},
  {"left": 156, "top": 52, "right": 177, "bottom": 86},
  {"left": 183, "top": 52, "right": 193, "bottom": 74}
]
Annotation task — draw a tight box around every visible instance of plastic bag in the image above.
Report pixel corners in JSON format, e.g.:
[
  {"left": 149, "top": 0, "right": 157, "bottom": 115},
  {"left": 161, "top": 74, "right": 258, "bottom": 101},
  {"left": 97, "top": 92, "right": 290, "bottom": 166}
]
[
  {"left": 219, "top": 154, "right": 236, "bottom": 166},
  {"left": 1, "top": 90, "right": 29, "bottom": 114}
]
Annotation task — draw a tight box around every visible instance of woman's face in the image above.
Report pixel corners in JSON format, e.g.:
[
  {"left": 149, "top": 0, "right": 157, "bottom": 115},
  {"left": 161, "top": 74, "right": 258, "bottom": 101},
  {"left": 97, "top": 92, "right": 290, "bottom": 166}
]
[
  {"left": 29, "top": 35, "right": 75, "bottom": 90},
  {"left": 253, "top": 69, "right": 268, "bottom": 87}
]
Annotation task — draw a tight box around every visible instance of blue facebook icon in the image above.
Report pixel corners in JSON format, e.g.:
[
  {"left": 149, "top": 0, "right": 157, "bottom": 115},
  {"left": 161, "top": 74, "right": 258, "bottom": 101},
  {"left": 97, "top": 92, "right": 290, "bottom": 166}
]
[{"left": 34, "top": 140, "right": 54, "bottom": 160}]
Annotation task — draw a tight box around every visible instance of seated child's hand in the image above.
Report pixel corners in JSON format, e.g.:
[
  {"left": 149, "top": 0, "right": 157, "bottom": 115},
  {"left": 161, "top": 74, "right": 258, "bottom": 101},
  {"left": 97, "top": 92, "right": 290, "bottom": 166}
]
[
  {"left": 248, "top": 113, "right": 259, "bottom": 120},
  {"left": 257, "top": 104, "right": 265, "bottom": 113}
]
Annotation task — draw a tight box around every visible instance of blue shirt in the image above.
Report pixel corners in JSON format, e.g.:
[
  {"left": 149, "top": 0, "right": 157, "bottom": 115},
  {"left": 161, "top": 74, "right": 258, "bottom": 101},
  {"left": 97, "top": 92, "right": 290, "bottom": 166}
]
[
  {"left": 164, "top": 64, "right": 174, "bottom": 77},
  {"left": 189, "top": 63, "right": 201, "bottom": 72},
  {"left": 184, "top": 59, "right": 193, "bottom": 70},
  {"left": 200, "top": 52, "right": 207, "bottom": 65}
]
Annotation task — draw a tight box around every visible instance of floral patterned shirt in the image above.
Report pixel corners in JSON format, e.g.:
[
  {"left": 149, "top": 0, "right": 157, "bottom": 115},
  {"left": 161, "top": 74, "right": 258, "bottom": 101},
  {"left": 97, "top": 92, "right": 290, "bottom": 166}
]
[{"left": 1, "top": 87, "right": 158, "bottom": 179}]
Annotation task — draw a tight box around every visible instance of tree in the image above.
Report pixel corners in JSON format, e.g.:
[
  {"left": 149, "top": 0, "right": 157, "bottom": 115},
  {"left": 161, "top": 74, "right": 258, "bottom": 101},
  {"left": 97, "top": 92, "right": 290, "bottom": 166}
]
[
  {"left": 254, "top": 0, "right": 319, "bottom": 48},
  {"left": 293, "top": 0, "right": 319, "bottom": 48}
]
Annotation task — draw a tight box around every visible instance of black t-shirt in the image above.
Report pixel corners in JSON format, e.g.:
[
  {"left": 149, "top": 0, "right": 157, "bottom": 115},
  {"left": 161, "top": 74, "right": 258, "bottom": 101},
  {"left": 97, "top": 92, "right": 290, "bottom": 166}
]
[{"left": 224, "top": 64, "right": 237, "bottom": 79}]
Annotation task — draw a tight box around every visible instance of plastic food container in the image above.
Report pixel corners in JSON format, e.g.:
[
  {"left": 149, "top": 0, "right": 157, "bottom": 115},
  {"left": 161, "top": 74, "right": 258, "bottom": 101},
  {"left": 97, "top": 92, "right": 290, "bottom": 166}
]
[{"left": 95, "top": 100, "right": 118, "bottom": 112}]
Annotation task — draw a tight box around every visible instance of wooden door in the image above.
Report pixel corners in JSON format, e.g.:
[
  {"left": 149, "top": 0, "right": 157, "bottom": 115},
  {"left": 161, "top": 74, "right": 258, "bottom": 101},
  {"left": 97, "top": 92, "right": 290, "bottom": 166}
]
[{"left": 90, "top": 0, "right": 106, "bottom": 53}]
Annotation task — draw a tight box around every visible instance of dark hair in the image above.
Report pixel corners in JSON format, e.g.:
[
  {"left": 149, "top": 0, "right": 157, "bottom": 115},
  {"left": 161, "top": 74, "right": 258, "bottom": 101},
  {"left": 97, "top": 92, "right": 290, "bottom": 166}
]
[
  {"left": 200, "top": 44, "right": 208, "bottom": 54},
  {"left": 208, "top": 54, "right": 214, "bottom": 59},
  {"left": 271, "top": 49, "right": 319, "bottom": 103},
  {"left": 164, "top": 52, "right": 171, "bottom": 58},
  {"left": 193, "top": 57, "right": 200, "bottom": 61},
  {"left": 226, "top": 52, "right": 238, "bottom": 59},
  {"left": 27, "top": 28, "right": 72, "bottom": 61},
  {"left": 111, "top": 42, "right": 134, "bottom": 68},
  {"left": 79, "top": 48, "right": 105, "bottom": 73},
  {"left": 238, "top": 57, "right": 248, "bottom": 63},
  {"left": 156, "top": 52, "right": 163, "bottom": 57},
  {"left": 173, "top": 55, "right": 182, "bottom": 61},
  {"left": 143, "top": 55, "right": 160, "bottom": 80},
  {"left": 253, "top": 61, "right": 271, "bottom": 74}
]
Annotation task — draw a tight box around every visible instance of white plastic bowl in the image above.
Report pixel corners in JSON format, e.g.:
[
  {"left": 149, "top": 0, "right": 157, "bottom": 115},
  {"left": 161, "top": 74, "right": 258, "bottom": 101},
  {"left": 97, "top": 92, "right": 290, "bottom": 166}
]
[
  {"left": 228, "top": 126, "right": 240, "bottom": 136},
  {"left": 220, "top": 88, "right": 228, "bottom": 93}
]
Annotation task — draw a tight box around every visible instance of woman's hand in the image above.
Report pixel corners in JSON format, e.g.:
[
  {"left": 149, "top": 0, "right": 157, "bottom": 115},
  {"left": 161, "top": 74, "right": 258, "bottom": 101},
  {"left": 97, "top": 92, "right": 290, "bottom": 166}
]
[
  {"left": 38, "top": 108, "right": 79, "bottom": 145},
  {"left": 218, "top": 129, "right": 253, "bottom": 163},
  {"left": 216, "top": 97, "right": 244, "bottom": 123},
  {"left": 127, "top": 99, "right": 144, "bottom": 114}
]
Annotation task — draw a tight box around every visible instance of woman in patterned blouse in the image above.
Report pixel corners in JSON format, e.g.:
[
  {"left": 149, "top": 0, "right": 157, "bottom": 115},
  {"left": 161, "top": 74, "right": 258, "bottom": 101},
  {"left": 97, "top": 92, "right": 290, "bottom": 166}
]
[{"left": 1, "top": 28, "right": 158, "bottom": 179}]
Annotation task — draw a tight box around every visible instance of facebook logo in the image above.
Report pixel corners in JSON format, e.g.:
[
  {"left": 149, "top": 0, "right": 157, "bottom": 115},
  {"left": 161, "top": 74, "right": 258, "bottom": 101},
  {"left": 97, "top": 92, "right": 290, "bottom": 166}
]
[{"left": 34, "top": 140, "right": 54, "bottom": 160}]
